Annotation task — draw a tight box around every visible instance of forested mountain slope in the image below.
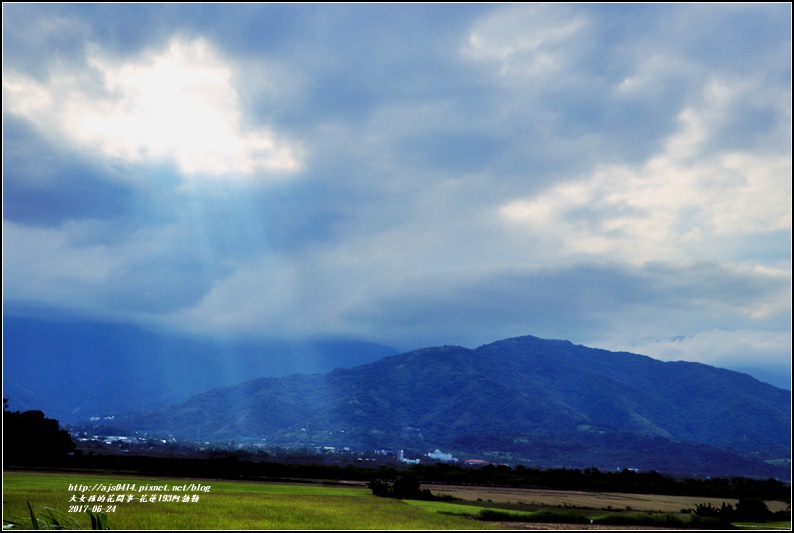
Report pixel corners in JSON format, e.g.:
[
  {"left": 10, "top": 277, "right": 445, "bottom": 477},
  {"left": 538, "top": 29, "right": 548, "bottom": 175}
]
[{"left": 115, "top": 335, "right": 791, "bottom": 478}]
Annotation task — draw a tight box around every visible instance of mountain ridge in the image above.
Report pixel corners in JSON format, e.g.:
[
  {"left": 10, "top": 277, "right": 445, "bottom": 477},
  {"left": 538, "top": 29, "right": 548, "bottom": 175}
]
[{"left": 111, "top": 334, "right": 791, "bottom": 479}]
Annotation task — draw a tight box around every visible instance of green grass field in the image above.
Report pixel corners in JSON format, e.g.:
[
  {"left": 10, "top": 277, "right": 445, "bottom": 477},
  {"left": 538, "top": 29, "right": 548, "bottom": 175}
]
[
  {"left": 2, "top": 471, "right": 495, "bottom": 530},
  {"left": 733, "top": 522, "right": 792, "bottom": 530},
  {"left": 4, "top": 470, "right": 790, "bottom": 530}
]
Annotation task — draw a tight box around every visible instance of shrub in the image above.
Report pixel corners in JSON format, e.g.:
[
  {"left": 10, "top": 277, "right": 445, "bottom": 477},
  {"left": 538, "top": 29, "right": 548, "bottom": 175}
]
[
  {"left": 2, "top": 501, "right": 109, "bottom": 530},
  {"left": 368, "top": 475, "right": 435, "bottom": 500}
]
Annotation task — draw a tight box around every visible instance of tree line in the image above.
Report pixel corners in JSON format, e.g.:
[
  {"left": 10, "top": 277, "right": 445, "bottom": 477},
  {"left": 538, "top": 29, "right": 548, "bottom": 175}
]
[{"left": 4, "top": 401, "right": 790, "bottom": 504}]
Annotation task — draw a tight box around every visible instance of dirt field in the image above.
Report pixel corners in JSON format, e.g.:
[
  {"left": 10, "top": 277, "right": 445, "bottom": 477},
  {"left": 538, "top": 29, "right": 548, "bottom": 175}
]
[
  {"left": 423, "top": 483, "right": 790, "bottom": 514},
  {"left": 495, "top": 522, "right": 678, "bottom": 530}
]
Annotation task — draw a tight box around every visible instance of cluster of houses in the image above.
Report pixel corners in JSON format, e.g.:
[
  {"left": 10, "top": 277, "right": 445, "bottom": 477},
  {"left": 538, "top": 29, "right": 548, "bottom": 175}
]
[
  {"left": 71, "top": 425, "right": 502, "bottom": 467},
  {"left": 75, "top": 434, "right": 169, "bottom": 446},
  {"left": 396, "top": 449, "right": 497, "bottom": 466}
]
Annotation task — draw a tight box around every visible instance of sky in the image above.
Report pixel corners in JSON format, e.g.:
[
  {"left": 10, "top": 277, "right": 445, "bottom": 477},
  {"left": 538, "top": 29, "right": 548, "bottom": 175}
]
[{"left": 3, "top": 4, "right": 792, "bottom": 386}]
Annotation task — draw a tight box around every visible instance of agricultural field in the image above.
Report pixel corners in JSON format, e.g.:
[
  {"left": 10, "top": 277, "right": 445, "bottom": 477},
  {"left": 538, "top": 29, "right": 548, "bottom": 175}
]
[
  {"left": 416, "top": 485, "right": 791, "bottom": 530},
  {"left": 2, "top": 471, "right": 493, "bottom": 530},
  {"left": 424, "top": 483, "right": 791, "bottom": 514},
  {"left": 3, "top": 471, "right": 790, "bottom": 530}
]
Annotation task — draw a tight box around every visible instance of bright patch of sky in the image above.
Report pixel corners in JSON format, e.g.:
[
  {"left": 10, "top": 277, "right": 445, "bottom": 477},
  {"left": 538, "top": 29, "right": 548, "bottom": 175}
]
[
  {"left": 4, "top": 36, "right": 301, "bottom": 180},
  {"left": 3, "top": 4, "right": 791, "bottom": 387}
]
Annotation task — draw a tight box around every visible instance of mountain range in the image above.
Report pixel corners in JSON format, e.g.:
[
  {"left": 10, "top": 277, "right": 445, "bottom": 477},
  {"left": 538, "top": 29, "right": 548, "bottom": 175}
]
[
  {"left": 4, "top": 316, "right": 790, "bottom": 479},
  {"left": 2, "top": 315, "right": 395, "bottom": 422},
  {"left": 112, "top": 335, "right": 791, "bottom": 479}
]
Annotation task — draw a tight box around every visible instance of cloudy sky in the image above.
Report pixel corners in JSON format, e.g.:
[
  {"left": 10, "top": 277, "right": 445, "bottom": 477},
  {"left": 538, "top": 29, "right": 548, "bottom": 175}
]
[{"left": 3, "top": 4, "right": 791, "bottom": 385}]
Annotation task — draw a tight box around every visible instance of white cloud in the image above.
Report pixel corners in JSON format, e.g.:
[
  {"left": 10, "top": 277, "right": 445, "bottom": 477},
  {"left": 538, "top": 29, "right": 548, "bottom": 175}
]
[
  {"left": 597, "top": 329, "right": 792, "bottom": 370},
  {"left": 2, "top": 36, "right": 302, "bottom": 181},
  {"left": 462, "top": 4, "right": 589, "bottom": 83},
  {"left": 499, "top": 77, "right": 792, "bottom": 266}
]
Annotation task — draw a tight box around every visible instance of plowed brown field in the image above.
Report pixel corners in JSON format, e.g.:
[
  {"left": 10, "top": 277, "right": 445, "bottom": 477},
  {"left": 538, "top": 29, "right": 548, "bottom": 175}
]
[{"left": 423, "top": 484, "right": 790, "bottom": 514}]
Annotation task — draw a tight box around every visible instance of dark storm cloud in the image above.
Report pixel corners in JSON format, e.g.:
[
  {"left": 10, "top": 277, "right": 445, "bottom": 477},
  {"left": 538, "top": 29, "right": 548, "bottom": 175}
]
[
  {"left": 2, "top": 3, "right": 790, "bottom": 377},
  {"left": 2, "top": 117, "right": 150, "bottom": 227},
  {"left": 347, "top": 261, "right": 790, "bottom": 350}
]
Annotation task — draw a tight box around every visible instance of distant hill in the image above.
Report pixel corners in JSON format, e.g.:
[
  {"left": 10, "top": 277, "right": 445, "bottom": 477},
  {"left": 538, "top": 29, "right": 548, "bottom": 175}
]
[
  {"left": 114, "top": 335, "right": 791, "bottom": 479},
  {"left": 2, "top": 315, "right": 396, "bottom": 423}
]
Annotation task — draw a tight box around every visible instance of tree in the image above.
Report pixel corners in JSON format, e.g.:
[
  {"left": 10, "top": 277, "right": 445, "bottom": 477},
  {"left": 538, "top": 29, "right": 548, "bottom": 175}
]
[
  {"left": 695, "top": 498, "right": 773, "bottom": 523},
  {"left": 3, "top": 399, "right": 76, "bottom": 465},
  {"left": 368, "top": 479, "right": 391, "bottom": 497},
  {"left": 369, "top": 474, "right": 433, "bottom": 500},
  {"left": 735, "top": 498, "right": 772, "bottom": 522},
  {"left": 391, "top": 474, "right": 422, "bottom": 499}
]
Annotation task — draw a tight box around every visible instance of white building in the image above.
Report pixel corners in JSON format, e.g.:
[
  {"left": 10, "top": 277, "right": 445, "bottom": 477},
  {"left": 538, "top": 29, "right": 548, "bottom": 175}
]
[
  {"left": 398, "top": 450, "right": 420, "bottom": 464},
  {"left": 426, "top": 449, "right": 458, "bottom": 462}
]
